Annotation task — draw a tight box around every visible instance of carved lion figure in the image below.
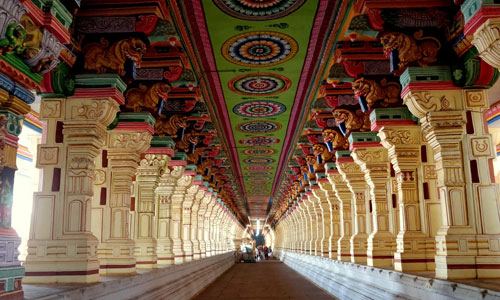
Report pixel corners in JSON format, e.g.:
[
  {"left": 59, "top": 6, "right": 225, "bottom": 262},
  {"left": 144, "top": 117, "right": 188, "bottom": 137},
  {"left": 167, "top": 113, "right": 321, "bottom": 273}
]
[
  {"left": 154, "top": 115, "right": 187, "bottom": 138},
  {"left": 125, "top": 83, "right": 170, "bottom": 112},
  {"left": 380, "top": 30, "right": 441, "bottom": 69},
  {"left": 83, "top": 37, "right": 147, "bottom": 76},
  {"left": 322, "top": 128, "right": 349, "bottom": 150},
  {"left": 352, "top": 78, "right": 401, "bottom": 108},
  {"left": 332, "top": 108, "right": 371, "bottom": 134},
  {"left": 313, "top": 144, "right": 335, "bottom": 162}
]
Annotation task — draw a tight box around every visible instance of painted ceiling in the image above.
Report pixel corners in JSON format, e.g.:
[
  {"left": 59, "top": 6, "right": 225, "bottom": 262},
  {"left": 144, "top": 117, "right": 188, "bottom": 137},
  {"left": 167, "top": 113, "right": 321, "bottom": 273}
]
[{"left": 179, "top": 0, "right": 338, "bottom": 219}]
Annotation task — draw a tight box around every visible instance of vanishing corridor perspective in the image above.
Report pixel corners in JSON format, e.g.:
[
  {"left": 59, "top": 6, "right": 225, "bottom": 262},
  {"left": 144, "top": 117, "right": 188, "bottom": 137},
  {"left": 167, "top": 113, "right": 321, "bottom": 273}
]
[{"left": 1, "top": 0, "right": 500, "bottom": 299}]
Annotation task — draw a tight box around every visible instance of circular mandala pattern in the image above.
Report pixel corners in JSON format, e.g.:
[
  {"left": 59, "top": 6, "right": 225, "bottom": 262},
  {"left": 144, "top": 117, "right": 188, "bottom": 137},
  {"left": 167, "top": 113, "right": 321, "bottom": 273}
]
[
  {"left": 213, "top": 0, "right": 305, "bottom": 20},
  {"left": 239, "top": 136, "right": 280, "bottom": 146},
  {"left": 233, "top": 100, "right": 286, "bottom": 118},
  {"left": 237, "top": 121, "right": 281, "bottom": 134},
  {"left": 222, "top": 31, "right": 298, "bottom": 67},
  {"left": 243, "top": 148, "right": 276, "bottom": 156},
  {"left": 246, "top": 166, "right": 272, "bottom": 170},
  {"left": 247, "top": 176, "right": 272, "bottom": 182},
  {"left": 244, "top": 171, "right": 273, "bottom": 176},
  {"left": 229, "top": 73, "right": 291, "bottom": 96},
  {"left": 244, "top": 158, "right": 275, "bottom": 164}
]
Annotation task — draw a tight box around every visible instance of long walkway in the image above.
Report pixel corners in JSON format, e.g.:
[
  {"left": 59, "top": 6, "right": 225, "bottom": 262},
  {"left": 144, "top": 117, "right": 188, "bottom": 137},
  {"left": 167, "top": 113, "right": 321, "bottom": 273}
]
[{"left": 193, "top": 259, "right": 336, "bottom": 300}]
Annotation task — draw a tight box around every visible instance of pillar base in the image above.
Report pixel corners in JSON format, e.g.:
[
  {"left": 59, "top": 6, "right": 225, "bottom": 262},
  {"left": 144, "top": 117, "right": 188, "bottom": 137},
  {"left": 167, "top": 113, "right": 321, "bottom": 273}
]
[
  {"left": 24, "top": 234, "right": 99, "bottom": 284},
  {"left": 157, "top": 239, "right": 174, "bottom": 265},
  {"left": 98, "top": 240, "right": 136, "bottom": 275},
  {"left": 394, "top": 233, "right": 432, "bottom": 272},
  {"left": 0, "top": 266, "right": 23, "bottom": 300},
  {"left": 367, "top": 231, "right": 395, "bottom": 267},
  {"left": 350, "top": 234, "right": 368, "bottom": 264},
  {"left": 337, "top": 237, "right": 351, "bottom": 262},
  {"left": 134, "top": 239, "right": 157, "bottom": 269}
]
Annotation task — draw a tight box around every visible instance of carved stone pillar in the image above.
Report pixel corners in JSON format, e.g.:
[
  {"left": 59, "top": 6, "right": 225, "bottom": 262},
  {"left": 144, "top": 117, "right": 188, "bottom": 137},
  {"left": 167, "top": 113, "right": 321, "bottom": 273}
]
[
  {"left": 351, "top": 133, "right": 396, "bottom": 268},
  {"left": 25, "top": 94, "right": 120, "bottom": 283},
  {"left": 291, "top": 207, "right": 300, "bottom": 252},
  {"left": 319, "top": 167, "right": 340, "bottom": 259},
  {"left": 155, "top": 159, "right": 184, "bottom": 265},
  {"left": 374, "top": 109, "right": 430, "bottom": 272},
  {"left": 212, "top": 200, "right": 223, "bottom": 254},
  {"left": 303, "top": 192, "right": 316, "bottom": 255},
  {"left": 0, "top": 89, "right": 32, "bottom": 296},
  {"left": 204, "top": 192, "right": 216, "bottom": 256},
  {"left": 297, "top": 198, "right": 309, "bottom": 253},
  {"left": 180, "top": 167, "right": 198, "bottom": 262},
  {"left": 98, "top": 116, "right": 153, "bottom": 274},
  {"left": 336, "top": 151, "right": 370, "bottom": 265},
  {"left": 312, "top": 183, "right": 328, "bottom": 257},
  {"left": 197, "top": 188, "right": 210, "bottom": 258},
  {"left": 307, "top": 188, "right": 322, "bottom": 256},
  {"left": 329, "top": 158, "right": 354, "bottom": 262},
  {"left": 191, "top": 184, "right": 206, "bottom": 260},
  {"left": 404, "top": 86, "right": 500, "bottom": 279},
  {"left": 171, "top": 161, "right": 191, "bottom": 264},
  {"left": 133, "top": 138, "right": 174, "bottom": 268},
  {"left": 134, "top": 153, "right": 170, "bottom": 269}
]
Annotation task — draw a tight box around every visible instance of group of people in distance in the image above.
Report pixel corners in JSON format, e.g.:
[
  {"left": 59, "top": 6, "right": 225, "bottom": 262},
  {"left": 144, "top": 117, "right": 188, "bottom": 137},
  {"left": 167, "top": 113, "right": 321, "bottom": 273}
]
[{"left": 256, "top": 246, "right": 272, "bottom": 261}]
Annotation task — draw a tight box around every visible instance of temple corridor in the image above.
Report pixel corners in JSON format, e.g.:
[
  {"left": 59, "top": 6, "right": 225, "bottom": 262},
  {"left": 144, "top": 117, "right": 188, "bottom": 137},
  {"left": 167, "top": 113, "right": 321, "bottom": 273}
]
[{"left": 4, "top": 0, "right": 500, "bottom": 299}]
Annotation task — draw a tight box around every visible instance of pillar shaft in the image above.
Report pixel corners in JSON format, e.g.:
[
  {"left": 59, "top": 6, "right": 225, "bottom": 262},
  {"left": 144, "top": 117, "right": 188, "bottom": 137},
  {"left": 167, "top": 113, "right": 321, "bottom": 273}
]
[
  {"left": 25, "top": 96, "right": 119, "bottom": 283},
  {"left": 352, "top": 147, "right": 396, "bottom": 267}
]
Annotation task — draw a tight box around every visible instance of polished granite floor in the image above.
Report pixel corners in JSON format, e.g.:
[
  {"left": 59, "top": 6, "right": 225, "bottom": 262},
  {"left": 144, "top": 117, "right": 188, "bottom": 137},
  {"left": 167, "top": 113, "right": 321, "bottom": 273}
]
[{"left": 192, "top": 259, "right": 337, "bottom": 300}]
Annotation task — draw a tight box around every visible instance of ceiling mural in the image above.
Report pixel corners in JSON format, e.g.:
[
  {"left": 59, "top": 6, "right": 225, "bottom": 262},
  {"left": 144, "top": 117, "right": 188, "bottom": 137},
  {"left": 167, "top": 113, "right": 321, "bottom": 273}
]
[{"left": 180, "top": 0, "right": 337, "bottom": 218}]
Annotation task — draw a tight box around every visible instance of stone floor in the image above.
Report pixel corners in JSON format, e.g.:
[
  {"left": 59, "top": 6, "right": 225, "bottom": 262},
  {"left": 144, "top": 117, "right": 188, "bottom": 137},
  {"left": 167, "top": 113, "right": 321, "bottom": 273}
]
[{"left": 192, "top": 259, "right": 337, "bottom": 300}]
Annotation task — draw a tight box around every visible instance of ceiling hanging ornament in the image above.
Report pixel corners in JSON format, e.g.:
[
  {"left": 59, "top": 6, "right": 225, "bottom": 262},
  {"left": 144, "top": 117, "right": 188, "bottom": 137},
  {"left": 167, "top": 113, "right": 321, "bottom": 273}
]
[
  {"left": 222, "top": 31, "right": 298, "bottom": 67},
  {"left": 213, "top": 0, "right": 306, "bottom": 20}
]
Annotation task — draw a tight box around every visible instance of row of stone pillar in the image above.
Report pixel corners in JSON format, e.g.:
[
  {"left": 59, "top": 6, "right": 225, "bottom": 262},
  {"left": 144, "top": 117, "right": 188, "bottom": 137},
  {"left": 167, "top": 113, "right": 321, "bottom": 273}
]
[
  {"left": 275, "top": 87, "right": 500, "bottom": 280},
  {"left": 22, "top": 92, "right": 243, "bottom": 283}
]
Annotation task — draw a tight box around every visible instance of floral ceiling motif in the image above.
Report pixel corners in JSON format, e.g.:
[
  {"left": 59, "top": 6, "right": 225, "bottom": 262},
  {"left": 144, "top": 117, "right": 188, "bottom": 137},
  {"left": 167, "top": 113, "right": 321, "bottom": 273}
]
[
  {"left": 232, "top": 100, "right": 287, "bottom": 117},
  {"left": 229, "top": 73, "right": 291, "bottom": 95},
  {"left": 213, "top": 0, "right": 306, "bottom": 20},
  {"left": 222, "top": 31, "right": 298, "bottom": 66}
]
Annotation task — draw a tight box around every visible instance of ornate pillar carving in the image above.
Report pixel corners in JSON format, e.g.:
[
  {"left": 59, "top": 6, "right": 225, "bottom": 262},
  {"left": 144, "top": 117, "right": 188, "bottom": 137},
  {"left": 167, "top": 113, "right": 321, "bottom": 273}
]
[
  {"left": 204, "top": 192, "right": 216, "bottom": 256},
  {"left": 25, "top": 94, "right": 120, "bottom": 283},
  {"left": 171, "top": 164, "right": 192, "bottom": 264},
  {"left": 0, "top": 89, "right": 32, "bottom": 296},
  {"left": 191, "top": 185, "right": 206, "bottom": 260},
  {"left": 155, "top": 160, "right": 180, "bottom": 265},
  {"left": 318, "top": 166, "right": 340, "bottom": 259},
  {"left": 134, "top": 151, "right": 171, "bottom": 269},
  {"left": 336, "top": 151, "right": 370, "bottom": 265},
  {"left": 197, "top": 188, "right": 210, "bottom": 258},
  {"left": 312, "top": 181, "right": 330, "bottom": 257},
  {"left": 328, "top": 159, "right": 354, "bottom": 262},
  {"left": 351, "top": 134, "right": 396, "bottom": 268},
  {"left": 98, "top": 116, "right": 153, "bottom": 274},
  {"left": 374, "top": 109, "right": 430, "bottom": 272},
  {"left": 404, "top": 86, "right": 500, "bottom": 278}
]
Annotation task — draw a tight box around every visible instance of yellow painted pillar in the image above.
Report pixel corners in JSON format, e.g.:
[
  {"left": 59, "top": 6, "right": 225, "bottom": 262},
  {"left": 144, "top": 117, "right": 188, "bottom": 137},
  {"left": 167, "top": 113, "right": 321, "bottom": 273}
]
[
  {"left": 328, "top": 161, "right": 353, "bottom": 262},
  {"left": 134, "top": 153, "right": 170, "bottom": 269},
  {"left": 336, "top": 151, "right": 370, "bottom": 265},
  {"left": 375, "top": 114, "right": 431, "bottom": 272},
  {"left": 404, "top": 87, "right": 500, "bottom": 278},
  {"left": 351, "top": 134, "right": 396, "bottom": 268},
  {"left": 25, "top": 95, "right": 119, "bottom": 283}
]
